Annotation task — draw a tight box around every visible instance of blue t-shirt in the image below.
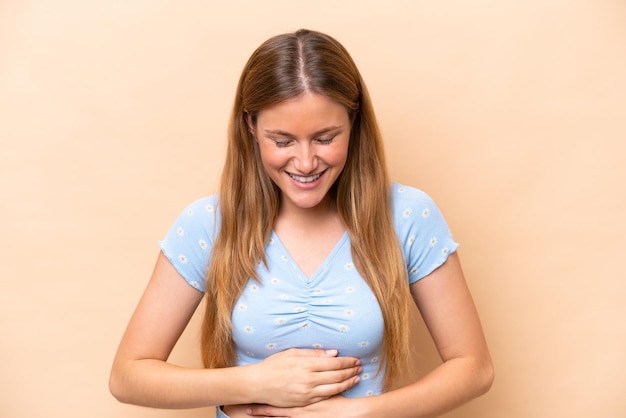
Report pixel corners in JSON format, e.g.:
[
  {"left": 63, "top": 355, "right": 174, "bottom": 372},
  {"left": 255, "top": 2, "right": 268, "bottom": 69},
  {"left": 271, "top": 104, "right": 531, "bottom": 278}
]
[{"left": 159, "top": 183, "right": 458, "bottom": 398}]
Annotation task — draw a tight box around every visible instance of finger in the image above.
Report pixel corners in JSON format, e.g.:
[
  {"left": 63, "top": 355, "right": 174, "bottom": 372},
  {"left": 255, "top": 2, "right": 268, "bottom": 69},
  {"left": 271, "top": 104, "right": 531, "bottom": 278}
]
[
  {"left": 246, "top": 405, "right": 290, "bottom": 417},
  {"left": 278, "top": 349, "right": 361, "bottom": 373},
  {"left": 307, "top": 355, "right": 362, "bottom": 372},
  {"left": 283, "top": 347, "right": 360, "bottom": 364},
  {"left": 311, "top": 365, "right": 362, "bottom": 386},
  {"left": 283, "top": 348, "right": 339, "bottom": 358},
  {"left": 310, "top": 374, "right": 361, "bottom": 398}
]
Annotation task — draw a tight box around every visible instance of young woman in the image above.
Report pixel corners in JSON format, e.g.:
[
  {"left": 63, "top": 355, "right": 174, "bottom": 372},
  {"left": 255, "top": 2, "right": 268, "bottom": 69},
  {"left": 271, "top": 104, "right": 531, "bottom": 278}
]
[{"left": 110, "top": 29, "right": 493, "bottom": 418}]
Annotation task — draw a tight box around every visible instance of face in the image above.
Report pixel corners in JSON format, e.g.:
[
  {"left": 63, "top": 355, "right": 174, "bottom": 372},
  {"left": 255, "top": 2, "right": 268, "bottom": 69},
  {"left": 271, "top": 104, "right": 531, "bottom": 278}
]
[{"left": 252, "top": 92, "right": 351, "bottom": 214}]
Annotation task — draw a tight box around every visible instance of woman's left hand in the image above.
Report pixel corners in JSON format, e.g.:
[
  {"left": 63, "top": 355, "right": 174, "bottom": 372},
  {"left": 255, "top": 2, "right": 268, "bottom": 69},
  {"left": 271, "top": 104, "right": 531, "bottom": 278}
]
[{"left": 245, "top": 395, "right": 357, "bottom": 418}]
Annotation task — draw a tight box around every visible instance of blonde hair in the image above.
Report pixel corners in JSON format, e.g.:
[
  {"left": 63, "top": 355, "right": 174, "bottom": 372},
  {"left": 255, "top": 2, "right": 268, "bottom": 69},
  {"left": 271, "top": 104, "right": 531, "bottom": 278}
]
[{"left": 202, "top": 29, "right": 411, "bottom": 390}]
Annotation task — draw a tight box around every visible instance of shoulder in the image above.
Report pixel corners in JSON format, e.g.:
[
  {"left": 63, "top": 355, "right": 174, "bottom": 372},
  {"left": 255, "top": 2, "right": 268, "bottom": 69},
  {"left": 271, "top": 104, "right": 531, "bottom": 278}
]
[
  {"left": 389, "top": 183, "right": 459, "bottom": 282},
  {"left": 173, "top": 194, "right": 222, "bottom": 231},
  {"left": 179, "top": 194, "right": 221, "bottom": 216},
  {"left": 158, "top": 194, "right": 221, "bottom": 292},
  {"left": 158, "top": 193, "right": 223, "bottom": 255},
  {"left": 390, "top": 182, "right": 440, "bottom": 219}
]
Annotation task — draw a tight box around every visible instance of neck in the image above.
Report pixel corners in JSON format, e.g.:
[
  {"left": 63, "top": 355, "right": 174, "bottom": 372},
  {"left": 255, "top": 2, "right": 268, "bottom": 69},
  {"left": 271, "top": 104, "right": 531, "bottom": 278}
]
[{"left": 276, "top": 195, "right": 341, "bottom": 231}]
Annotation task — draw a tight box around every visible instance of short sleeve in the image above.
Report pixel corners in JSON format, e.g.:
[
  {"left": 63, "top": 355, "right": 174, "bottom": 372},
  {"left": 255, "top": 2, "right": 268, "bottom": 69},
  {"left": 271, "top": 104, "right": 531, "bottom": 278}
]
[
  {"left": 158, "top": 195, "right": 220, "bottom": 292},
  {"left": 392, "top": 183, "right": 460, "bottom": 284}
]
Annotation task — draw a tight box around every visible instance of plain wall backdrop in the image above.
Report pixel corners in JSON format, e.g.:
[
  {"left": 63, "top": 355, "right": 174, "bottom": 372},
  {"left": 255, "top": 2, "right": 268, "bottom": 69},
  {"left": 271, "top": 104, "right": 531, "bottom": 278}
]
[{"left": 1, "top": 1, "right": 625, "bottom": 417}]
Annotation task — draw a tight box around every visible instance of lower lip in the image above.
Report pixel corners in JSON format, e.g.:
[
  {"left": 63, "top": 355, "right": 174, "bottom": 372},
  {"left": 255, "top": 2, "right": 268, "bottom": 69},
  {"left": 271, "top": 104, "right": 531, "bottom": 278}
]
[{"left": 287, "top": 171, "right": 325, "bottom": 189}]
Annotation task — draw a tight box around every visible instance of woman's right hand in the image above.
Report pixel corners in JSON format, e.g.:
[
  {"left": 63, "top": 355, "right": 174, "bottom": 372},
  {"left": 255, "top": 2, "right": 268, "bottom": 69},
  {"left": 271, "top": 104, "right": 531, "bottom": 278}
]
[{"left": 247, "top": 348, "right": 362, "bottom": 407}]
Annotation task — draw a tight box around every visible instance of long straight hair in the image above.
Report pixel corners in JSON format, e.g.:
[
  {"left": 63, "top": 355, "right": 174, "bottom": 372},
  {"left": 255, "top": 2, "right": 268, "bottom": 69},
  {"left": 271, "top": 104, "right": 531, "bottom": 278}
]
[{"left": 201, "top": 29, "right": 412, "bottom": 390}]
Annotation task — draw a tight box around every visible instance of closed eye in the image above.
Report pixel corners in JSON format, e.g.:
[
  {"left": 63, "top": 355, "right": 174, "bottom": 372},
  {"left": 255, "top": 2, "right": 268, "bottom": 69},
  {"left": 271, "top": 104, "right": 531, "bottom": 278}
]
[
  {"left": 271, "top": 138, "right": 292, "bottom": 147},
  {"left": 316, "top": 136, "right": 336, "bottom": 145}
]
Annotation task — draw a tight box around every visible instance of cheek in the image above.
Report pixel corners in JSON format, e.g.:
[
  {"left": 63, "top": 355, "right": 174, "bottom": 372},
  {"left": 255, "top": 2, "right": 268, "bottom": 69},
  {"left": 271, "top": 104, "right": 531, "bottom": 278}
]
[
  {"left": 324, "top": 144, "right": 350, "bottom": 167},
  {"left": 257, "top": 146, "right": 285, "bottom": 171}
]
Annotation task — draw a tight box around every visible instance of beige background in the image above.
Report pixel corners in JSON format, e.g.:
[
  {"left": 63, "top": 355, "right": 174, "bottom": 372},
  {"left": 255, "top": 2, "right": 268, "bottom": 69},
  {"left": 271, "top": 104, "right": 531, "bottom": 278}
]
[{"left": 1, "top": 1, "right": 625, "bottom": 417}]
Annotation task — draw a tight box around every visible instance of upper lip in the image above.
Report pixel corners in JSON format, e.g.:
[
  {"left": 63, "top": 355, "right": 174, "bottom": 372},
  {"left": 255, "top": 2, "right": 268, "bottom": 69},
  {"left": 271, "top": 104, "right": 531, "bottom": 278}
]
[{"left": 286, "top": 169, "right": 326, "bottom": 178}]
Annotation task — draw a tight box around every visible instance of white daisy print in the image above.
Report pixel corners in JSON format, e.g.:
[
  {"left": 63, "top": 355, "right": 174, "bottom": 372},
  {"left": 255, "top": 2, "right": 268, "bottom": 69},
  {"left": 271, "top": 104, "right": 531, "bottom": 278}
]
[
  {"left": 177, "top": 227, "right": 184, "bottom": 236},
  {"left": 359, "top": 341, "right": 369, "bottom": 347},
  {"left": 442, "top": 247, "right": 449, "bottom": 255},
  {"left": 370, "top": 357, "right": 379, "bottom": 363},
  {"left": 243, "top": 326, "right": 254, "bottom": 333},
  {"left": 275, "top": 318, "right": 286, "bottom": 325},
  {"left": 190, "top": 281, "right": 201, "bottom": 290},
  {"left": 266, "top": 343, "right": 277, "bottom": 350},
  {"left": 403, "top": 209, "right": 411, "bottom": 218},
  {"left": 430, "top": 237, "right": 438, "bottom": 246},
  {"left": 249, "top": 284, "right": 259, "bottom": 292},
  {"left": 237, "top": 304, "right": 247, "bottom": 311},
  {"left": 345, "top": 262, "right": 354, "bottom": 270},
  {"left": 345, "top": 310, "right": 354, "bottom": 317},
  {"left": 186, "top": 208, "right": 193, "bottom": 216},
  {"left": 279, "top": 294, "right": 289, "bottom": 300},
  {"left": 338, "top": 325, "right": 349, "bottom": 332},
  {"left": 312, "top": 343, "right": 324, "bottom": 349},
  {"left": 178, "top": 254, "right": 187, "bottom": 263},
  {"left": 408, "top": 236, "right": 415, "bottom": 245},
  {"left": 346, "top": 287, "right": 355, "bottom": 293},
  {"left": 398, "top": 187, "right": 405, "bottom": 193},
  {"left": 422, "top": 208, "right": 430, "bottom": 217},
  {"left": 206, "top": 204, "right": 214, "bottom": 212},
  {"left": 271, "top": 278, "right": 280, "bottom": 285},
  {"left": 199, "top": 240, "right": 207, "bottom": 249}
]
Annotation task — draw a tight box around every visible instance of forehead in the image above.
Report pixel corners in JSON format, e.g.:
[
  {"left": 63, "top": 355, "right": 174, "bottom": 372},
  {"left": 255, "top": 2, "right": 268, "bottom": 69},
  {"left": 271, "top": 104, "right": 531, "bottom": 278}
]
[{"left": 256, "top": 92, "right": 350, "bottom": 133}]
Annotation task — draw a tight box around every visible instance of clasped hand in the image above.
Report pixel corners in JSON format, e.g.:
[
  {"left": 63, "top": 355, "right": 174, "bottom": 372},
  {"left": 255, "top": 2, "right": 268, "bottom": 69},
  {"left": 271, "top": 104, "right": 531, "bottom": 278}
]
[{"left": 249, "top": 348, "right": 361, "bottom": 407}]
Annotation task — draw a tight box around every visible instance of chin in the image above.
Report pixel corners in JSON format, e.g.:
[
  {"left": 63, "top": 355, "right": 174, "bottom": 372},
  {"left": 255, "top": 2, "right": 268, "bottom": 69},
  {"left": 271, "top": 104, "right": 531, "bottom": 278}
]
[
  {"left": 285, "top": 194, "right": 327, "bottom": 210},
  {"left": 293, "top": 200, "right": 324, "bottom": 210}
]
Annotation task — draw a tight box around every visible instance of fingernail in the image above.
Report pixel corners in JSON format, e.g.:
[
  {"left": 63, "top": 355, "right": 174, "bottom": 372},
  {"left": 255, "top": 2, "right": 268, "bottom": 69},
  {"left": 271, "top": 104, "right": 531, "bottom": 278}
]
[{"left": 325, "top": 349, "right": 338, "bottom": 356}]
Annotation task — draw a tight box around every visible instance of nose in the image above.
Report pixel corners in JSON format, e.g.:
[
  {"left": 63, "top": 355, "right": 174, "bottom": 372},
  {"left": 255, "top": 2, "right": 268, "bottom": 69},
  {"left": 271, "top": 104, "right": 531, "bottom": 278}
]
[{"left": 293, "top": 142, "right": 317, "bottom": 174}]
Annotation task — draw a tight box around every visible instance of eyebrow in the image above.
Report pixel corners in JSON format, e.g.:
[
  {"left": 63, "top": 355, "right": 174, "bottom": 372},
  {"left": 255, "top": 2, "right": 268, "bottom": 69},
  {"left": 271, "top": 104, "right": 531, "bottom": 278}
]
[{"left": 262, "top": 126, "right": 342, "bottom": 139}]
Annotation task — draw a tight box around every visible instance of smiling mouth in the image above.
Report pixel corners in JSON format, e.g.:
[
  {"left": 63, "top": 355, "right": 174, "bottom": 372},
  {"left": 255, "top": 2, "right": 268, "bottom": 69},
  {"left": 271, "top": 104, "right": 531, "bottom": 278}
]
[{"left": 287, "top": 171, "right": 324, "bottom": 183}]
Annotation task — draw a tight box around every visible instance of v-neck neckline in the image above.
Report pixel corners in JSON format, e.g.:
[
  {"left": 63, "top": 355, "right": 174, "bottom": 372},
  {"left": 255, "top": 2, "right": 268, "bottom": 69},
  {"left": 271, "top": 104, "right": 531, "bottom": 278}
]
[{"left": 270, "top": 230, "right": 349, "bottom": 282}]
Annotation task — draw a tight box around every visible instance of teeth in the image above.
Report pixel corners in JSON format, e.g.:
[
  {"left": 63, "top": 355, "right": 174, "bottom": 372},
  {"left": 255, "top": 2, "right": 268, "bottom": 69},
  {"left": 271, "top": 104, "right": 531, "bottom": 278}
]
[{"left": 288, "top": 172, "right": 322, "bottom": 183}]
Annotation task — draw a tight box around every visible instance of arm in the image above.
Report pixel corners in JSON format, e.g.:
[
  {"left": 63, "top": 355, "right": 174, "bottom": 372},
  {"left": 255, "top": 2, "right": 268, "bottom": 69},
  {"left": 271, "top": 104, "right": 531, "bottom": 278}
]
[
  {"left": 363, "top": 251, "right": 494, "bottom": 417},
  {"left": 247, "top": 251, "right": 493, "bottom": 417},
  {"left": 109, "top": 251, "right": 362, "bottom": 409}
]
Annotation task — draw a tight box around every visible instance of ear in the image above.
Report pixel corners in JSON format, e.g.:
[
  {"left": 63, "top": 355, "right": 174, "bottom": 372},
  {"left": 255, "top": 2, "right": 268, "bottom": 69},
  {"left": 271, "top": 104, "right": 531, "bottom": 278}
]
[{"left": 243, "top": 110, "right": 255, "bottom": 137}]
